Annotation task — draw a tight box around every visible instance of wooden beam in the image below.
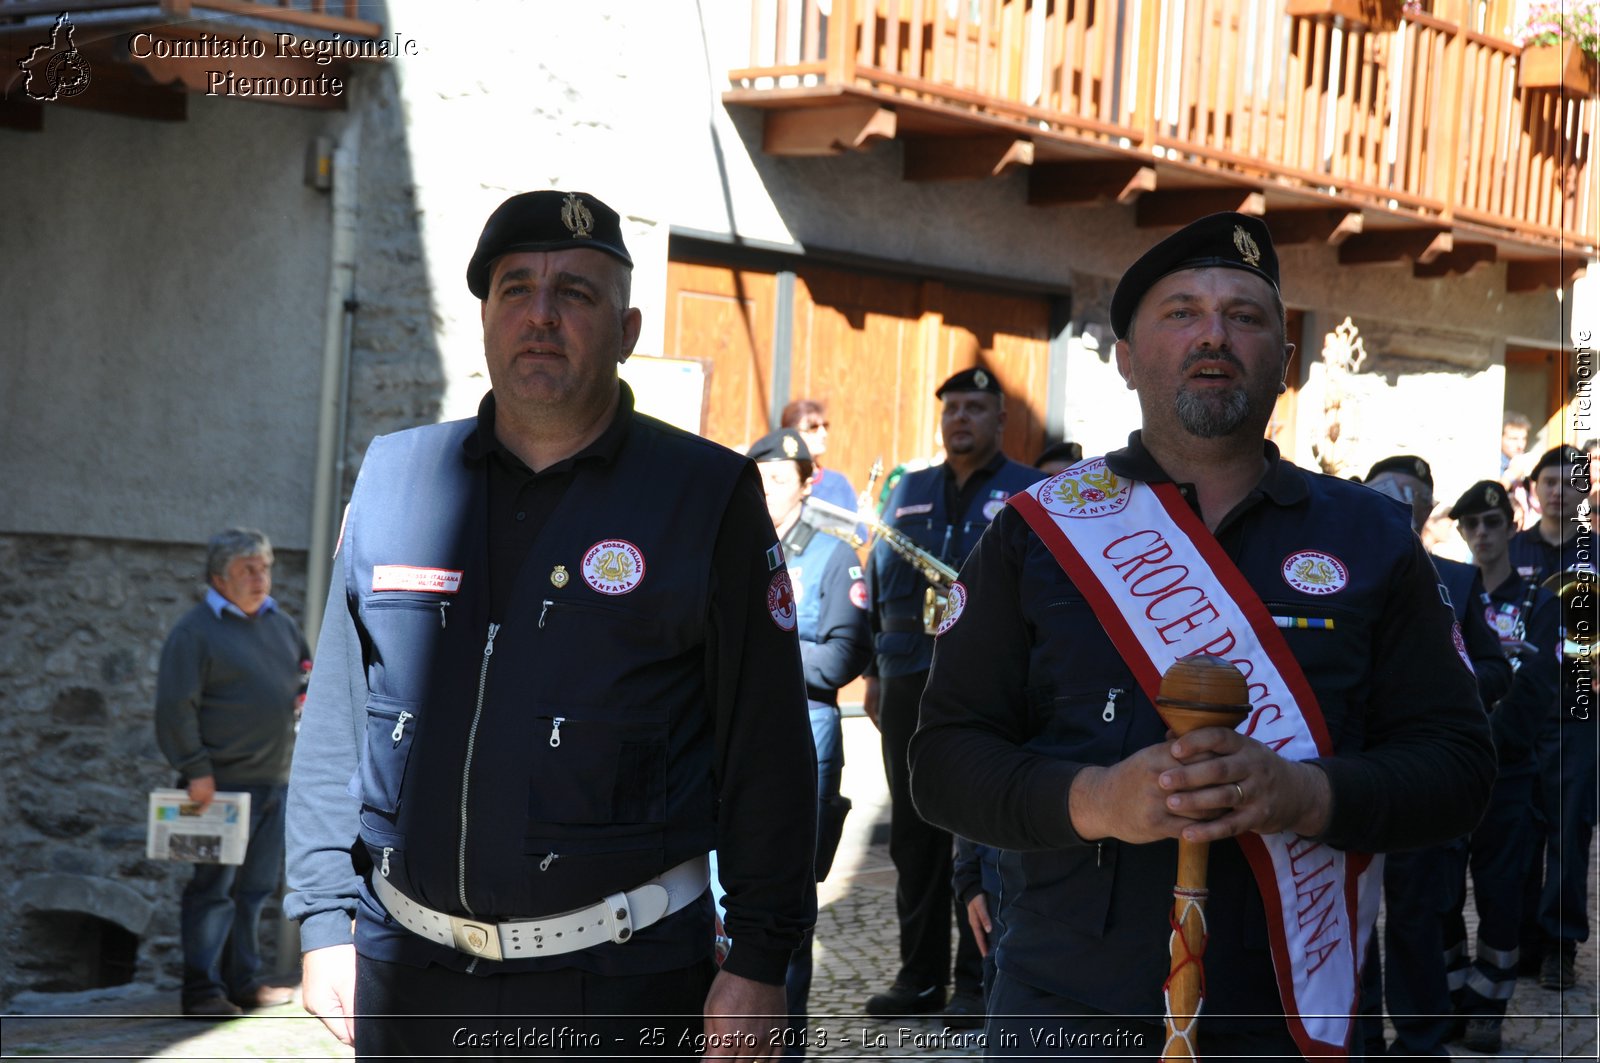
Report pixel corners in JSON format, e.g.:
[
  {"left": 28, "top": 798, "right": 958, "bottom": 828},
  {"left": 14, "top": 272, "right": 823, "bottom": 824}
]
[
  {"left": 54, "top": 59, "right": 188, "bottom": 121},
  {"left": 1028, "top": 161, "right": 1157, "bottom": 206},
  {"left": 0, "top": 97, "right": 45, "bottom": 131},
  {"left": 1338, "top": 228, "right": 1454, "bottom": 265},
  {"left": 902, "top": 136, "right": 1034, "bottom": 181},
  {"left": 1412, "top": 242, "right": 1497, "bottom": 279},
  {"left": 1506, "top": 258, "right": 1588, "bottom": 292},
  {"left": 1135, "top": 189, "right": 1265, "bottom": 228},
  {"left": 1265, "top": 208, "right": 1364, "bottom": 246},
  {"left": 762, "top": 104, "right": 897, "bottom": 156}
]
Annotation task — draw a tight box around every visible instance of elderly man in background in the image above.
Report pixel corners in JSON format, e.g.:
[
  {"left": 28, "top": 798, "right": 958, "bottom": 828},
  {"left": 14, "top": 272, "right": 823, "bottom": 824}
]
[{"left": 156, "top": 528, "right": 309, "bottom": 1017}]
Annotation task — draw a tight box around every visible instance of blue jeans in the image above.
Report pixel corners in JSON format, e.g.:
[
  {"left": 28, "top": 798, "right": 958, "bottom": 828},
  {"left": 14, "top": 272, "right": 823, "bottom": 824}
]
[{"left": 180, "top": 783, "right": 287, "bottom": 1005}]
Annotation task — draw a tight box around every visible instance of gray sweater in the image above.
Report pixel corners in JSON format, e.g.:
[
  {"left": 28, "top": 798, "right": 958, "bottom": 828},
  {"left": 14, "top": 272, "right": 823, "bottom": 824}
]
[{"left": 154, "top": 600, "right": 309, "bottom": 786}]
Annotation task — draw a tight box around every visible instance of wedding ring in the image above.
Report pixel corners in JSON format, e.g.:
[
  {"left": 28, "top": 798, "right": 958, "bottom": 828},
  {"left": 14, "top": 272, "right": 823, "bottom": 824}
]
[{"left": 1231, "top": 782, "right": 1245, "bottom": 804}]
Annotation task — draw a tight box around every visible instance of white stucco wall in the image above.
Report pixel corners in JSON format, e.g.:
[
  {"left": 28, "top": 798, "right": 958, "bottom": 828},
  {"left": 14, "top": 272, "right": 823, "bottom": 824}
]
[{"left": 0, "top": 97, "right": 341, "bottom": 550}]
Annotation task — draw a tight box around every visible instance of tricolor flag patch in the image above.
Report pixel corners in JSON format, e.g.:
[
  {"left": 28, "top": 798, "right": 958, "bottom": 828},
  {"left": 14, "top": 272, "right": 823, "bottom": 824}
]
[{"left": 766, "top": 543, "right": 785, "bottom": 571}]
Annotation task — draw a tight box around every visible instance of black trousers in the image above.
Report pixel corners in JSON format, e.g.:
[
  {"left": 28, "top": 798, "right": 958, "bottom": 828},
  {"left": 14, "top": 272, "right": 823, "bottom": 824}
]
[
  {"left": 353, "top": 954, "right": 717, "bottom": 1058},
  {"left": 879, "top": 669, "right": 983, "bottom": 994}
]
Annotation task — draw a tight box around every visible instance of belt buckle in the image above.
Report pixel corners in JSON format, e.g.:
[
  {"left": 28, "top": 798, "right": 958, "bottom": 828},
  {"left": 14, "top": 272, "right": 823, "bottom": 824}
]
[{"left": 450, "top": 915, "right": 504, "bottom": 961}]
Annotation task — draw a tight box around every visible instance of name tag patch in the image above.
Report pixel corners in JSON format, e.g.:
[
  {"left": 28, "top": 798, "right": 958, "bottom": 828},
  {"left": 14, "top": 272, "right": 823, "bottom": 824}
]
[
  {"left": 372, "top": 565, "right": 463, "bottom": 594},
  {"left": 895, "top": 503, "right": 933, "bottom": 518}
]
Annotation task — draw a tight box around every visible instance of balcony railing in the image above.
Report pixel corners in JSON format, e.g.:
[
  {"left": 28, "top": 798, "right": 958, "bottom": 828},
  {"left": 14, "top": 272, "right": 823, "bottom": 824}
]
[{"left": 730, "top": 0, "right": 1595, "bottom": 275}]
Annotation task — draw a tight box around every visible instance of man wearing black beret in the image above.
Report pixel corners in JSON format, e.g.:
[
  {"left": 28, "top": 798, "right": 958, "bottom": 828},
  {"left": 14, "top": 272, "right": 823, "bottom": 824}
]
[
  {"left": 861, "top": 364, "right": 1040, "bottom": 1025},
  {"left": 286, "top": 190, "right": 817, "bottom": 1057},
  {"left": 1508, "top": 444, "right": 1597, "bottom": 991},
  {"left": 910, "top": 212, "right": 1494, "bottom": 1056}
]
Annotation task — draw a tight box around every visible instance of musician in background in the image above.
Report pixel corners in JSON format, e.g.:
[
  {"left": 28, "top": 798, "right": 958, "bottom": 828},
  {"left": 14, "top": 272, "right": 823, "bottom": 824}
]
[
  {"left": 1509, "top": 444, "right": 1597, "bottom": 992},
  {"left": 860, "top": 367, "right": 1039, "bottom": 1025},
  {"left": 1357, "top": 456, "right": 1511, "bottom": 1058},
  {"left": 909, "top": 213, "right": 1494, "bottom": 1056},
  {"left": 746, "top": 427, "right": 871, "bottom": 1055},
  {"left": 1443, "top": 480, "right": 1559, "bottom": 1054}
]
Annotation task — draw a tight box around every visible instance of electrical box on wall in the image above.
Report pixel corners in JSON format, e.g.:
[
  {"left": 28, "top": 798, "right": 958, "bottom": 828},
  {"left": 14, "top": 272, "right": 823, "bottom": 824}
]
[{"left": 305, "top": 136, "right": 334, "bottom": 192}]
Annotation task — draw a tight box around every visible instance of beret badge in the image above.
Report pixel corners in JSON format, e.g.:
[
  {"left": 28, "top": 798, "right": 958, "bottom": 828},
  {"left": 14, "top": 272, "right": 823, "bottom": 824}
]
[
  {"left": 782, "top": 434, "right": 799, "bottom": 458},
  {"left": 1233, "top": 225, "right": 1262, "bottom": 267},
  {"left": 561, "top": 193, "right": 594, "bottom": 239},
  {"left": 973, "top": 369, "right": 990, "bottom": 390}
]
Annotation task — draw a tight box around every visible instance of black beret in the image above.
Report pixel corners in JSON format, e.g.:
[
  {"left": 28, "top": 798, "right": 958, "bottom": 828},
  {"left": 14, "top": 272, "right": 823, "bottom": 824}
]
[
  {"left": 1034, "top": 440, "right": 1084, "bottom": 468},
  {"left": 1449, "top": 480, "right": 1514, "bottom": 521},
  {"left": 936, "top": 366, "right": 1003, "bottom": 398},
  {"left": 1364, "top": 454, "right": 1433, "bottom": 489},
  {"left": 747, "top": 428, "right": 811, "bottom": 465},
  {"left": 466, "top": 190, "right": 632, "bottom": 299},
  {"left": 1110, "top": 212, "right": 1280, "bottom": 339},
  {"left": 1529, "top": 444, "right": 1582, "bottom": 482}
]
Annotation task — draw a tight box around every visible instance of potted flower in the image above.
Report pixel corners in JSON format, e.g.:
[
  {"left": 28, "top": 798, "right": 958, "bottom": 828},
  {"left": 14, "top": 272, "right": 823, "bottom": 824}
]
[{"left": 1515, "top": 0, "right": 1599, "bottom": 95}]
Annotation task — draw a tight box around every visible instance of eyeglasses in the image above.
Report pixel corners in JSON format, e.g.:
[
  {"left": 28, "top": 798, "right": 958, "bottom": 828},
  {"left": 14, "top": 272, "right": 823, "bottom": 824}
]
[
  {"left": 800, "top": 421, "right": 829, "bottom": 432},
  {"left": 1456, "top": 513, "right": 1508, "bottom": 532}
]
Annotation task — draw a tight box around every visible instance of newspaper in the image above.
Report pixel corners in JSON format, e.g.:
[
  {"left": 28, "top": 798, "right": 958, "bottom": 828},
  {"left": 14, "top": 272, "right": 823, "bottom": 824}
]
[{"left": 146, "top": 789, "right": 251, "bottom": 865}]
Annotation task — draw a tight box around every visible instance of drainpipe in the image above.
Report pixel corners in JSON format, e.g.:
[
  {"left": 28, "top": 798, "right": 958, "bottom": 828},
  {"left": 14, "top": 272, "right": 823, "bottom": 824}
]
[
  {"left": 282, "top": 109, "right": 360, "bottom": 977},
  {"left": 304, "top": 110, "right": 362, "bottom": 651}
]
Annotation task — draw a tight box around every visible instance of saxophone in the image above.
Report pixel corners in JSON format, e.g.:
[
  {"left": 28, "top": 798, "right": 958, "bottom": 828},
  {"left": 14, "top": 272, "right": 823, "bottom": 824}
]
[{"left": 801, "top": 459, "right": 958, "bottom": 634}]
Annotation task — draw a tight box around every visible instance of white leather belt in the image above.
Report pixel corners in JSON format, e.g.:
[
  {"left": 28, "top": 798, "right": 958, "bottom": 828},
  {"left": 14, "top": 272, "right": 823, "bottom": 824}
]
[{"left": 371, "top": 855, "right": 709, "bottom": 962}]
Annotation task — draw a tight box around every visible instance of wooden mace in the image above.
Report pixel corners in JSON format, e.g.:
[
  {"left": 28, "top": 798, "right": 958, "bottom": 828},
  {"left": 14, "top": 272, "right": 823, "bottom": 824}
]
[{"left": 1153, "top": 654, "right": 1250, "bottom": 1063}]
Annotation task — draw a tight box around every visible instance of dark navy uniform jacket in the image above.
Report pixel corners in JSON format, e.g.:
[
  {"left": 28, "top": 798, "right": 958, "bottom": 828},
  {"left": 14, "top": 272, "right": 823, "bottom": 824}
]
[
  {"left": 782, "top": 519, "right": 871, "bottom": 707},
  {"left": 1482, "top": 572, "right": 1560, "bottom": 777},
  {"left": 909, "top": 434, "right": 1495, "bottom": 1018},
  {"left": 285, "top": 393, "right": 816, "bottom": 985},
  {"left": 1433, "top": 554, "right": 1513, "bottom": 710},
  {"left": 867, "top": 452, "right": 1042, "bottom": 677}
]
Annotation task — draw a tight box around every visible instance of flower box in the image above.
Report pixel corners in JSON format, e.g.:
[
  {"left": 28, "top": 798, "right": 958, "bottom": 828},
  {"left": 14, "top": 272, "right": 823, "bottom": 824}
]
[
  {"left": 1518, "top": 40, "right": 1597, "bottom": 95},
  {"left": 1284, "top": 0, "right": 1404, "bottom": 32}
]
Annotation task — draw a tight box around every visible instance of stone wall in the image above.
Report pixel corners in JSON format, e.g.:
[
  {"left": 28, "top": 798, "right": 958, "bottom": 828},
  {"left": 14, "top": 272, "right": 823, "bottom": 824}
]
[{"left": 0, "top": 533, "right": 308, "bottom": 1004}]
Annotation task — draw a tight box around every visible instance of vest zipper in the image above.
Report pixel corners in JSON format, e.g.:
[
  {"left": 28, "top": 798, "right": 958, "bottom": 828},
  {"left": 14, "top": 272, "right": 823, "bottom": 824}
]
[
  {"left": 539, "top": 852, "right": 559, "bottom": 871},
  {"left": 438, "top": 601, "right": 450, "bottom": 628},
  {"left": 390, "top": 710, "right": 414, "bottom": 744},
  {"left": 1102, "top": 688, "right": 1123, "bottom": 723},
  {"left": 539, "top": 599, "right": 553, "bottom": 628},
  {"left": 457, "top": 621, "right": 499, "bottom": 917},
  {"left": 380, "top": 846, "right": 393, "bottom": 878},
  {"left": 548, "top": 716, "right": 565, "bottom": 748}
]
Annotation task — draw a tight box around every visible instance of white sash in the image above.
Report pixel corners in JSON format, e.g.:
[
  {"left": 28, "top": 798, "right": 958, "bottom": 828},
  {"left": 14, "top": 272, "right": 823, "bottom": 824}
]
[{"left": 1010, "top": 457, "right": 1379, "bottom": 1058}]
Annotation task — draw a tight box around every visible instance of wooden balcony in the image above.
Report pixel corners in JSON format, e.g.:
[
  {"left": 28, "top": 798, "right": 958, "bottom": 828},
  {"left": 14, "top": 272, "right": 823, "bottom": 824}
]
[
  {"left": 1, "top": 0, "right": 387, "bottom": 129},
  {"left": 727, "top": 0, "right": 1595, "bottom": 290}
]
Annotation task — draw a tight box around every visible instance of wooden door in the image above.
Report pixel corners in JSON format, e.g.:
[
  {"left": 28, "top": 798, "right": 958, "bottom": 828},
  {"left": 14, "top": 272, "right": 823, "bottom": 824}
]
[
  {"left": 661, "top": 262, "right": 778, "bottom": 447},
  {"left": 664, "top": 257, "right": 1053, "bottom": 493}
]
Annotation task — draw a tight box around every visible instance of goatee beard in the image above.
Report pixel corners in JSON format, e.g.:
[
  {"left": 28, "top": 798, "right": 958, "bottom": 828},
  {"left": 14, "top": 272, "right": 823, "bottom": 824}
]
[{"left": 1176, "top": 388, "right": 1251, "bottom": 438}]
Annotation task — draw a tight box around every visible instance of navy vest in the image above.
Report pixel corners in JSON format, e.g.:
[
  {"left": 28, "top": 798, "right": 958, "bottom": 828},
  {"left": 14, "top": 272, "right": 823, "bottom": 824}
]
[{"left": 343, "top": 413, "right": 744, "bottom": 929}]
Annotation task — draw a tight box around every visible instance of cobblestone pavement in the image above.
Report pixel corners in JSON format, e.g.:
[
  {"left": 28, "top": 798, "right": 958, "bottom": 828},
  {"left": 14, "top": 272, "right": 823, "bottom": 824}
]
[{"left": 4, "top": 716, "right": 1595, "bottom": 1060}]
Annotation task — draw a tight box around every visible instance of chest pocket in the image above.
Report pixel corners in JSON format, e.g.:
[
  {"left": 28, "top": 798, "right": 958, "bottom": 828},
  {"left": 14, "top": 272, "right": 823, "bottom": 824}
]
[
  {"left": 524, "top": 597, "right": 675, "bottom": 828},
  {"left": 363, "top": 596, "right": 453, "bottom": 703},
  {"left": 1260, "top": 598, "right": 1371, "bottom": 747}
]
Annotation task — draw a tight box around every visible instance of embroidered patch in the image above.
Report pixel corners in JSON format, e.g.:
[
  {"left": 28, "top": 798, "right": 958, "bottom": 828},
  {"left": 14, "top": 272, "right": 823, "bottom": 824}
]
[
  {"left": 766, "top": 542, "right": 785, "bottom": 571},
  {"left": 935, "top": 581, "right": 967, "bottom": 635},
  {"left": 582, "top": 539, "right": 645, "bottom": 595},
  {"left": 895, "top": 503, "right": 934, "bottom": 518},
  {"left": 1451, "top": 621, "right": 1473, "bottom": 672},
  {"left": 1281, "top": 550, "right": 1349, "bottom": 596},
  {"left": 1486, "top": 603, "right": 1520, "bottom": 641},
  {"left": 767, "top": 571, "right": 797, "bottom": 631},
  {"left": 982, "top": 498, "right": 1006, "bottom": 521},
  {"left": 1038, "top": 458, "right": 1128, "bottom": 519},
  {"left": 372, "top": 565, "right": 463, "bottom": 594},
  {"left": 849, "top": 579, "right": 869, "bottom": 610}
]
